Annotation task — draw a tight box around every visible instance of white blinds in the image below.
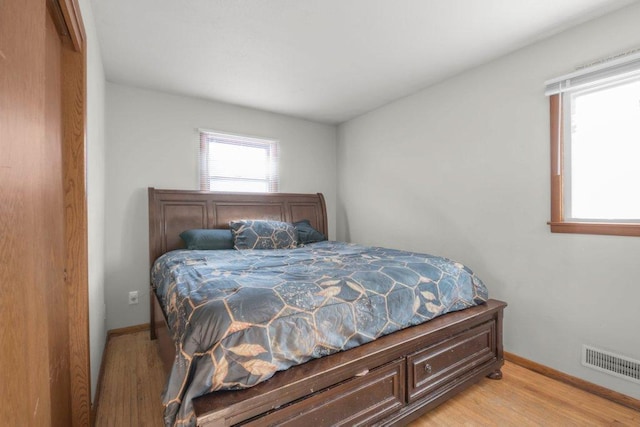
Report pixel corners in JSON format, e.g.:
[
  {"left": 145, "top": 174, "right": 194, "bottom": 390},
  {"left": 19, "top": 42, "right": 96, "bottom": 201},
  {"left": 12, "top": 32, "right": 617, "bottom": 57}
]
[
  {"left": 545, "top": 50, "right": 640, "bottom": 96},
  {"left": 199, "top": 130, "right": 279, "bottom": 192}
]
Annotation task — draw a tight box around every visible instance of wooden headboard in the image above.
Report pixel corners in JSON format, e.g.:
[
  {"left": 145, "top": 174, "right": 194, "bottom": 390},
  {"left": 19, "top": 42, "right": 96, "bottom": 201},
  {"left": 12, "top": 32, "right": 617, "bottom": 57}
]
[{"left": 148, "top": 188, "right": 328, "bottom": 264}]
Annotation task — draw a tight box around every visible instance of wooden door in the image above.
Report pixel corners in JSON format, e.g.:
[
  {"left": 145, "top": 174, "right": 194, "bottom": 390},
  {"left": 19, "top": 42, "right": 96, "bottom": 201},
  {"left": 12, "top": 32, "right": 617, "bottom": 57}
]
[{"left": 0, "top": 0, "right": 89, "bottom": 425}]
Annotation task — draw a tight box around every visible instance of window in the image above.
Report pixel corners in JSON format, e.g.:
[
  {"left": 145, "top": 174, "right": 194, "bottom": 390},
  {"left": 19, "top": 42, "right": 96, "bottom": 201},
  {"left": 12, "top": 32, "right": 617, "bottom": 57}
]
[
  {"left": 545, "top": 51, "right": 640, "bottom": 237},
  {"left": 199, "top": 130, "right": 279, "bottom": 193}
]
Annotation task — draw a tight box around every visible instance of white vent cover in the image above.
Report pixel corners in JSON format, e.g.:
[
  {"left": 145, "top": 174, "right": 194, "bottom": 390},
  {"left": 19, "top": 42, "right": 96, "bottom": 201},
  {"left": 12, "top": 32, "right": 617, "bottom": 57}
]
[{"left": 582, "top": 345, "right": 640, "bottom": 384}]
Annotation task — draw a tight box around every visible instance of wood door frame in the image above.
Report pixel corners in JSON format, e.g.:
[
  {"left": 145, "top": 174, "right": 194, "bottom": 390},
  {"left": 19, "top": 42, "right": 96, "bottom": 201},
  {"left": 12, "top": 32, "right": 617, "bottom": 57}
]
[{"left": 50, "top": 0, "right": 91, "bottom": 424}]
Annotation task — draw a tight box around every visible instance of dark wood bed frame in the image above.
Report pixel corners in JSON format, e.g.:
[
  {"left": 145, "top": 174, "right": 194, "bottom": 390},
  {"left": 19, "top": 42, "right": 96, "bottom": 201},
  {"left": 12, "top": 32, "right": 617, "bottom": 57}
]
[{"left": 148, "top": 187, "right": 506, "bottom": 427}]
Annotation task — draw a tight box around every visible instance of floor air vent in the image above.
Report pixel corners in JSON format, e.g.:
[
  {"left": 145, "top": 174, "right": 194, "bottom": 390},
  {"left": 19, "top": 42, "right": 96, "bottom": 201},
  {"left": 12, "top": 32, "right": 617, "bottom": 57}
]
[{"left": 582, "top": 345, "right": 640, "bottom": 384}]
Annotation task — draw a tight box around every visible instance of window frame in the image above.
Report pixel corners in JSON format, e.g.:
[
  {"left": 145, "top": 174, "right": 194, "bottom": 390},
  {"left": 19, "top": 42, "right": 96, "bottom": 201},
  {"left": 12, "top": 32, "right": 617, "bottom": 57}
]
[
  {"left": 199, "top": 130, "right": 279, "bottom": 193},
  {"left": 548, "top": 93, "right": 640, "bottom": 237}
]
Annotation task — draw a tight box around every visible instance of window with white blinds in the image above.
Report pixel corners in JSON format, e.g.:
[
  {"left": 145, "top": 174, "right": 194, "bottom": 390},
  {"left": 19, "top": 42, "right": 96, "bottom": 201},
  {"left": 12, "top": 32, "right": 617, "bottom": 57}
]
[
  {"left": 545, "top": 50, "right": 640, "bottom": 236},
  {"left": 199, "top": 130, "right": 279, "bottom": 193}
]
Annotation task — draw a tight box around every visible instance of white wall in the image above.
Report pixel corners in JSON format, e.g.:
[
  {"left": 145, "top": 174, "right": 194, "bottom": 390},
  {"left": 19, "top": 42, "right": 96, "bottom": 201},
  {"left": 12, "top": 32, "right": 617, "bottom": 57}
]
[
  {"left": 105, "top": 83, "right": 337, "bottom": 329},
  {"left": 337, "top": 3, "right": 640, "bottom": 399},
  {"left": 79, "top": 0, "right": 107, "bottom": 402}
]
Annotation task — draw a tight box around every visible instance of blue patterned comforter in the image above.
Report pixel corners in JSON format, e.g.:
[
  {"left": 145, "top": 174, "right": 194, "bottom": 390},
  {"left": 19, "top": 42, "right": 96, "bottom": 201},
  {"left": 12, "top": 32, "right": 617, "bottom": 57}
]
[{"left": 151, "top": 241, "right": 488, "bottom": 426}]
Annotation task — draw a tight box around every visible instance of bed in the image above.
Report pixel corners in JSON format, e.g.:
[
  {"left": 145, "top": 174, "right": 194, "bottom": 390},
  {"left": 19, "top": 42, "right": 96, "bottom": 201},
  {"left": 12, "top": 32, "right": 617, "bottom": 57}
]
[{"left": 148, "top": 188, "right": 506, "bottom": 427}]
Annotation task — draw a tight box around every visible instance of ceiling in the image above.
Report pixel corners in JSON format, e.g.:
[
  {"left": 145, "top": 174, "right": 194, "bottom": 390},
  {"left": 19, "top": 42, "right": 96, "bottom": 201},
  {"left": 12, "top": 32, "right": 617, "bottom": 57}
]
[{"left": 91, "top": 0, "right": 637, "bottom": 124}]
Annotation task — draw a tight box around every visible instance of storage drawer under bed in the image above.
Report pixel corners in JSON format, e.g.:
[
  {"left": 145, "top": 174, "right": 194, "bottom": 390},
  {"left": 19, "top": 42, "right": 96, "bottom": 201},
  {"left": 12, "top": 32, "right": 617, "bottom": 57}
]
[
  {"left": 239, "top": 359, "right": 406, "bottom": 427},
  {"left": 406, "top": 319, "right": 497, "bottom": 403}
]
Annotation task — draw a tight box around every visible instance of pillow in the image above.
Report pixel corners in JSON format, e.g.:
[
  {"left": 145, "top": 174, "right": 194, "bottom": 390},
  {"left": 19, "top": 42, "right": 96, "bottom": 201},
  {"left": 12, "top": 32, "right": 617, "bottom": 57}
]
[
  {"left": 179, "top": 229, "right": 234, "bottom": 250},
  {"left": 294, "top": 219, "right": 327, "bottom": 244},
  {"left": 229, "top": 220, "right": 298, "bottom": 250}
]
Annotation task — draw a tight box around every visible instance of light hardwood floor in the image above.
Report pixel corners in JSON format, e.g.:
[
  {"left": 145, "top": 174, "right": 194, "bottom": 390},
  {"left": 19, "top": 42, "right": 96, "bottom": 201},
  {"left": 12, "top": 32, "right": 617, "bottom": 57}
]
[{"left": 95, "top": 331, "right": 640, "bottom": 426}]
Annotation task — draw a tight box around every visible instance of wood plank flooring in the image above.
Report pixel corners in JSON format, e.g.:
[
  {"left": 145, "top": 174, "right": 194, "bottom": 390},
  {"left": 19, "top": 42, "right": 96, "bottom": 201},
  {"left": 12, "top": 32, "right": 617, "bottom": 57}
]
[
  {"left": 95, "top": 331, "right": 165, "bottom": 427},
  {"left": 95, "top": 331, "right": 640, "bottom": 426}
]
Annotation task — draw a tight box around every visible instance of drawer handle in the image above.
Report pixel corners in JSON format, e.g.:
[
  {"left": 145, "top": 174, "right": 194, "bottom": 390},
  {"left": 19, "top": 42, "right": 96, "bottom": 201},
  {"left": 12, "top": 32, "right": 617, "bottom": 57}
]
[
  {"left": 424, "top": 364, "right": 432, "bottom": 374},
  {"left": 355, "top": 369, "right": 369, "bottom": 377}
]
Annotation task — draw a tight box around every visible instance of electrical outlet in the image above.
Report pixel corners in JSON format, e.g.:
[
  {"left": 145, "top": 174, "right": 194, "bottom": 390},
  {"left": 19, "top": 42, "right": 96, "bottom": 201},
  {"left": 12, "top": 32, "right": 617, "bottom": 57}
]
[{"left": 128, "top": 291, "right": 139, "bottom": 305}]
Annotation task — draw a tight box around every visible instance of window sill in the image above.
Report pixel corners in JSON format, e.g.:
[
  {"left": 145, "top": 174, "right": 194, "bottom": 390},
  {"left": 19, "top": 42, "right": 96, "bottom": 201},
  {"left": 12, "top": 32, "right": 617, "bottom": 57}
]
[{"left": 548, "top": 221, "right": 640, "bottom": 237}]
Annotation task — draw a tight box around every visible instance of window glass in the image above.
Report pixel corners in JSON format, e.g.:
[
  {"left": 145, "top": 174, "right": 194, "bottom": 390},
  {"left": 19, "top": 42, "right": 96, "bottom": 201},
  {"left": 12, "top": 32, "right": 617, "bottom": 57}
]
[{"left": 566, "top": 77, "right": 640, "bottom": 221}]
